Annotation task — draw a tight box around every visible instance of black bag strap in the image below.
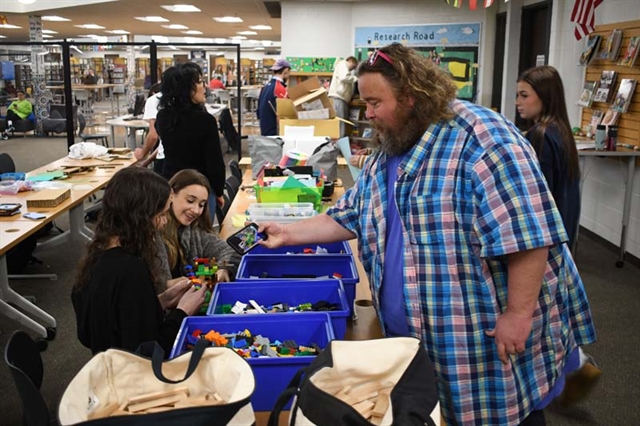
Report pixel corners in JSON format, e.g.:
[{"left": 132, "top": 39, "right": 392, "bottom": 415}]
[
  {"left": 145, "top": 339, "right": 209, "bottom": 384},
  {"left": 267, "top": 367, "right": 308, "bottom": 426}
]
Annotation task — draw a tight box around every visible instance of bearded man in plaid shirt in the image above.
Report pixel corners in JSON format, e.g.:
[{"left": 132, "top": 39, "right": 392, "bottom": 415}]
[{"left": 258, "top": 43, "right": 596, "bottom": 426}]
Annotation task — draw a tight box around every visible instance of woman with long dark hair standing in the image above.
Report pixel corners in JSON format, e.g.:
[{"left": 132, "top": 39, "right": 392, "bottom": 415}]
[
  {"left": 72, "top": 167, "right": 206, "bottom": 355},
  {"left": 156, "top": 62, "right": 226, "bottom": 210}
]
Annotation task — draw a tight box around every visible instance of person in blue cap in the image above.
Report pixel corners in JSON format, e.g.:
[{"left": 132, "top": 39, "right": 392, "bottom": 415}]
[{"left": 257, "top": 58, "right": 291, "bottom": 136}]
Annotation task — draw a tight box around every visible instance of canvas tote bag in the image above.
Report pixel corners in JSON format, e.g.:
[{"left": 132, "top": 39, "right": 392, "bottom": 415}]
[
  {"left": 268, "top": 337, "right": 441, "bottom": 426},
  {"left": 248, "top": 135, "right": 284, "bottom": 179},
  {"left": 307, "top": 139, "right": 340, "bottom": 182},
  {"left": 59, "top": 340, "right": 255, "bottom": 425}
]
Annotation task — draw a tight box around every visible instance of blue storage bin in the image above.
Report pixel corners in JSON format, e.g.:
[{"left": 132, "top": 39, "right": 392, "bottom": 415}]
[
  {"left": 249, "top": 240, "right": 352, "bottom": 256},
  {"left": 170, "top": 313, "right": 335, "bottom": 411},
  {"left": 207, "top": 279, "right": 350, "bottom": 338},
  {"left": 235, "top": 254, "right": 359, "bottom": 315}
]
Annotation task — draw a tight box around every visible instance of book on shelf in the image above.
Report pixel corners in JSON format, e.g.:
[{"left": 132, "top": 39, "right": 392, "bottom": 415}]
[
  {"left": 597, "top": 29, "right": 623, "bottom": 60},
  {"left": 611, "top": 78, "right": 637, "bottom": 113},
  {"left": 579, "top": 34, "right": 602, "bottom": 66},
  {"left": 618, "top": 36, "right": 640, "bottom": 68},
  {"left": 593, "top": 70, "right": 618, "bottom": 103},
  {"left": 589, "top": 110, "right": 604, "bottom": 129},
  {"left": 601, "top": 109, "right": 620, "bottom": 126},
  {"left": 349, "top": 108, "right": 361, "bottom": 122},
  {"left": 361, "top": 128, "right": 373, "bottom": 139},
  {"left": 577, "top": 81, "right": 598, "bottom": 107}
]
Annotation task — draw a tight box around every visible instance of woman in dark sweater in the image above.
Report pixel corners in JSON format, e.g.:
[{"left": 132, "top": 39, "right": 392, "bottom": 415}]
[
  {"left": 72, "top": 167, "right": 206, "bottom": 355},
  {"left": 155, "top": 62, "right": 226, "bottom": 211}
]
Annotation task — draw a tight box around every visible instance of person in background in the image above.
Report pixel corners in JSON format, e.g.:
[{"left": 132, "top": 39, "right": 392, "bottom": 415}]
[
  {"left": 156, "top": 169, "right": 241, "bottom": 286},
  {"left": 1, "top": 90, "right": 32, "bottom": 140},
  {"left": 134, "top": 83, "right": 164, "bottom": 173},
  {"left": 71, "top": 167, "right": 206, "bottom": 356},
  {"left": 517, "top": 65, "right": 602, "bottom": 406},
  {"left": 155, "top": 62, "right": 226, "bottom": 216},
  {"left": 82, "top": 68, "right": 97, "bottom": 85},
  {"left": 209, "top": 74, "right": 226, "bottom": 90},
  {"left": 257, "top": 58, "right": 291, "bottom": 136},
  {"left": 257, "top": 43, "right": 596, "bottom": 425},
  {"left": 328, "top": 56, "right": 358, "bottom": 138}
]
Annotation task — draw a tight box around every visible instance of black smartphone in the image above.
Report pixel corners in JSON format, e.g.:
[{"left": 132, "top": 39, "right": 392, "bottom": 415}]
[
  {"left": 0, "top": 203, "right": 22, "bottom": 216},
  {"left": 226, "top": 223, "right": 268, "bottom": 255}
]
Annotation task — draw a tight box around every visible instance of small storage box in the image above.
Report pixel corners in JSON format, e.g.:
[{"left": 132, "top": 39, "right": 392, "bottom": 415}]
[
  {"left": 249, "top": 240, "right": 352, "bottom": 256},
  {"left": 207, "top": 279, "right": 350, "bottom": 338},
  {"left": 248, "top": 202, "right": 317, "bottom": 224},
  {"left": 236, "top": 254, "right": 359, "bottom": 315},
  {"left": 255, "top": 185, "right": 323, "bottom": 212},
  {"left": 170, "top": 313, "right": 335, "bottom": 411}
]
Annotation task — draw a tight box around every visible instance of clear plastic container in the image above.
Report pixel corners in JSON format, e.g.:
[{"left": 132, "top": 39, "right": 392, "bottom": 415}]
[{"left": 248, "top": 202, "right": 317, "bottom": 224}]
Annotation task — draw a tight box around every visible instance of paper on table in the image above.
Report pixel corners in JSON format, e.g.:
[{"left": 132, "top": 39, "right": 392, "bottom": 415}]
[
  {"left": 576, "top": 142, "right": 596, "bottom": 150},
  {"left": 27, "top": 170, "right": 65, "bottom": 182},
  {"left": 336, "top": 137, "right": 360, "bottom": 182}
]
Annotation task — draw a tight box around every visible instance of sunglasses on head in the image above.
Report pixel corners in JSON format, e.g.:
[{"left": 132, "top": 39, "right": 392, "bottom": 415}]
[{"left": 367, "top": 50, "right": 393, "bottom": 67}]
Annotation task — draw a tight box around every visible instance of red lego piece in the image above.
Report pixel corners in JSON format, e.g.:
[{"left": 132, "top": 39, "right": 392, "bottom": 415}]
[
  {"left": 303, "top": 248, "right": 314, "bottom": 254},
  {"left": 333, "top": 272, "right": 343, "bottom": 279},
  {"left": 192, "top": 329, "right": 202, "bottom": 337}
]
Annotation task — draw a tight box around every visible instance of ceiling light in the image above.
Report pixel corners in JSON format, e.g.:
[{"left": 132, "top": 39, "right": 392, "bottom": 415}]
[
  {"left": 214, "top": 38, "right": 226, "bottom": 44},
  {"left": 105, "top": 30, "right": 130, "bottom": 34},
  {"left": 213, "top": 17, "right": 243, "bottom": 23},
  {"left": 0, "top": 35, "right": 6, "bottom": 39},
  {"left": 261, "top": 40, "right": 272, "bottom": 46},
  {"left": 161, "top": 5, "right": 201, "bottom": 12},
  {"left": 162, "top": 24, "right": 189, "bottom": 30},
  {"left": 0, "top": 24, "right": 21, "bottom": 29},
  {"left": 230, "top": 36, "right": 246, "bottom": 40},
  {"left": 135, "top": 16, "right": 170, "bottom": 22},
  {"left": 184, "top": 37, "right": 200, "bottom": 44},
  {"left": 42, "top": 16, "right": 71, "bottom": 22},
  {"left": 42, "top": 29, "right": 58, "bottom": 34},
  {"left": 151, "top": 35, "right": 169, "bottom": 43},
  {"left": 18, "top": 0, "right": 37, "bottom": 4},
  {"left": 74, "top": 24, "right": 105, "bottom": 29},
  {"left": 182, "top": 30, "right": 203, "bottom": 35},
  {"left": 42, "top": 34, "right": 53, "bottom": 38},
  {"left": 254, "top": 47, "right": 265, "bottom": 51},
  {"left": 237, "top": 31, "right": 257, "bottom": 35},
  {"left": 250, "top": 25, "right": 272, "bottom": 30}
]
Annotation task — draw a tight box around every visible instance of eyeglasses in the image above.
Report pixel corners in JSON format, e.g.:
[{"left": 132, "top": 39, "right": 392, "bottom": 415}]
[
  {"left": 367, "top": 50, "right": 393, "bottom": 67},
  {"left": 196, "top": 78, "right": 205, "bottom": 85}
]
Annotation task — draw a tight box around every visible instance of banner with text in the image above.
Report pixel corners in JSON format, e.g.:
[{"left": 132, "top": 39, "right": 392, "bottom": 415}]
[{"left": 355, "top": 23, "right": 481, "bottom": 48}]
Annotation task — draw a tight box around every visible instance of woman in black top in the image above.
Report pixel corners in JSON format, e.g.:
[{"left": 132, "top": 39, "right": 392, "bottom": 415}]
[
  {"left": 155, "top": 62, "right": 226, "bottom": 210},
  {"left": 72, "top": 167, "right": 206, "bottom": 355}
]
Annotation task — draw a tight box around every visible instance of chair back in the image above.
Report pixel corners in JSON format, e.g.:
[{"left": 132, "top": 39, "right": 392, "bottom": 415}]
[
  {"left": 215, "top": 192, "right": 231, "bottom": 228},
  {"left": 245, "top": 88, "right": 261, "bottom": 99},
  {"left": 77, "top": 113, "right": 87, "bottom": 136},
  {"left": 4, "top": 331, "right": 51, "bottom": 426},
  {"left": 228, "top": 160, "right": 242, "bottom": 181},
  {"left": 217, "top": 90, "right": 231, "bottom": 102},
  {"left": 113, "top": 84, "right": 126, "bottom": 94},
  {"left": 225, "top": 175, "right": 241, "bottom": 202},
  {"left": 0, "top": 152, "right": 16, "bottom": 174}
]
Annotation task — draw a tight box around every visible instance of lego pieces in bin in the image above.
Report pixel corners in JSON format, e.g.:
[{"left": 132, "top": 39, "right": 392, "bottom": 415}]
[
  {"left": 183, "top": 257, "right": 221, "bottom": 314},
  {"left": 228, "top": 300, "right": 340, "bottom": 314}
]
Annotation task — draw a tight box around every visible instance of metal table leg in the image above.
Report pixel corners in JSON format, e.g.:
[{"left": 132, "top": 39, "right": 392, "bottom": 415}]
[{"left": 38, "top": 204, "right": 93, "bottom": 249}]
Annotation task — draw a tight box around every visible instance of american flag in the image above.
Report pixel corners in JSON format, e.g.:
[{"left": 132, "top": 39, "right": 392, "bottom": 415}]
[{"left": 571, "top": 0, "right": 604, "bottom": 41}]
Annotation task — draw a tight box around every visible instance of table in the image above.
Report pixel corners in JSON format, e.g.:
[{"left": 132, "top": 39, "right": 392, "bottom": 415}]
[
  {"left": 0, "top": 156, "right": 137, "bottom": 341},
  {"left": 47, "top": 84, "right": 119, "bottom": 114},
  {"left": 219, "top": 169, "right": 383, "bottom": 426},
  {"left": 106, "top": 116, "right": 149, "bottom": 149},
  {"left": 578, "top": 147, "right": 640, "bottom": 267}
]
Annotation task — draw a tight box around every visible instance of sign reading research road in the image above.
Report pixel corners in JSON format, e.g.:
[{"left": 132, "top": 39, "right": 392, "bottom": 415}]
[{"left": 355, "top": 23, "right": 481, "bottom": 48}]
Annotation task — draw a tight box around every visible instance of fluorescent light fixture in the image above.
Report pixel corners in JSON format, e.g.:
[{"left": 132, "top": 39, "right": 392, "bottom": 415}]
[
  {"left": 182, "top": 30, "right": 203, "bottom": 35},
  {"left": 0, "top": 35, "right": 5, "bottom": 39},
  {"left": 250, "top": 25, "right": 272, "bottom": 30},
  {"left": 42, "top": 35, "right": 53, "bottom": 39},
  {"left": 162, "top": 24, "right": 189, "bottom": 29},
  {"left": 105, "top": 30, "right": 130, "bottom": 34},
  {"left": 254, "top": 47, "right": 265, "bottom": 51},
  {"left": 230, "top": 36, "right": 246, "bottom": 40},
  {"left": 184, "top": 37, "right": 200, "bottom": 44},
  {"left": 42, "top": 29, "right": 58, "bottom": 34},
  {"left": 18, "top": 0, "right": 37, "bottom": 4},
  {"left": 42, "top": 16, "right": 71, "bottom": 22},
  {"left": 151, "top": 35, "right": 169, "bottom": 43},
  {"left": 161, "top": 5, "right": 201, "bottom": 12},
  {"left": 214, "top": 38, "right": 226, "bottom": 43},
  {"left": 213, "top": 17, "right": 243, "bottom": 23},
  {"left": 0, "top": 24, "right": 21, "bottom": 29},
  {"left": 237, "top": 31, "right": 257, "bottom": 35},
  {"left": 261, "top": 40, "right": 272, "bottom": 46},
  {"left": 74, "top": 24, "right": 105, "bottom": 29},
  {"left": 135, "top": 16, "right": 169, "bottom": 22}
]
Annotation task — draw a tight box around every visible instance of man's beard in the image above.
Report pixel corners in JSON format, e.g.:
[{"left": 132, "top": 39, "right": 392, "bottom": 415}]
[{"left": 370, "top": 108, "right": 426, "bottom": 157}]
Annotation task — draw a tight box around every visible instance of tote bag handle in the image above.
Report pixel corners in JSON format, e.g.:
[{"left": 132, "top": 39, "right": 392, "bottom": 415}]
[
  {"left": 137, "top": 339, "right": 210, "bottom": 384},
  {"left": 267, "top": 367, "right": 308, "bottom": 426}
]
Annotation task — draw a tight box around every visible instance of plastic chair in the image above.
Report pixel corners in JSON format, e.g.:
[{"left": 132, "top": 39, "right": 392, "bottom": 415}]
[
  {"left": 4, "top": 330, "right": 53, "bottom": 425},
  {"left": 215, "top": 192, "right": 231, "bottom": 231},
  {"left": 0, "top": 152, "right": 16, "bottom": 174},
  {"left": 78, "top": 113, "right": 109, "bottom": 147},
  {"left": 225, "top": 175, "right": 241, "bottom": 202},
  {"left": 228, "top": 159, "right": 242, "bottom": 182}
]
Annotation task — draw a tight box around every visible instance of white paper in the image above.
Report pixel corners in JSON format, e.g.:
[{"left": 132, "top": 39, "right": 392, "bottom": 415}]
[
  {"left": 576, "top": 142, "right": 596, "bottom": 150},
  {"left": 283, "top": 125, "right": 315, "bottom": 138},
  {"left": 298, "top": 108, "right": 330, "bottom": 120},
  {"left": 336, "top": 137, "right": 361, "bottom": 181}
]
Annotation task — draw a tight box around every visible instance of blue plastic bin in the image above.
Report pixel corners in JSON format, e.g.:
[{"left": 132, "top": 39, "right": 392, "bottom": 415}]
[
  {"left": 169, "top": 313, "right": 335, "bottom": 411},
  {"left": 235, "top": 254, "right": 359, "bottom": 314},
  {"left": 207, "top": 279, "right": 350, "bottom": 338},
  {"left": 249, "top": 240, "right": 352, "bottom": 256}
]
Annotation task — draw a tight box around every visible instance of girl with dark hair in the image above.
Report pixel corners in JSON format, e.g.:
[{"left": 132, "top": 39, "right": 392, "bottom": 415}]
[
  {"left": 72, "top": 167, "right": 206, "bottom": 355},
  {"left": 516, "top": 65, "right": 580, "bottom": 250},
  {"left": 157, "top": 169, "right": 240, "bottom": 285},
  {"left": 156, "top": 62, "right": 226, "bottom": 211}
]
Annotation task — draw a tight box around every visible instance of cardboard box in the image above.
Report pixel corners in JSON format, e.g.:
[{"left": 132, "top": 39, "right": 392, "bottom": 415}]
[
  {"left": 26, "top": 188, "right": 71, "bottom": 208},
  {"left": 279, "top": 118, "right": 341, "bottom": 139},
  {"left": 278, "top": 77, "right": 336, "bottom": 119}
]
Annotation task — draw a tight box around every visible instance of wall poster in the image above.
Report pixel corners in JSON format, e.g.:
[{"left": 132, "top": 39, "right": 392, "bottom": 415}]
[{"left": 354, "top": 23, "right": 481, "bottom": 102}]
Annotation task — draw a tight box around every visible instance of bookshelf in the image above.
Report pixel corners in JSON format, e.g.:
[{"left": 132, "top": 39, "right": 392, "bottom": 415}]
[
  {"left": 580, "top": 19, "right": 640, "bottom": 149},
  {"left": 14, "top": 64, "right": 33, "bottom": 91},
  {"left": 348, "top": 97, "right": 372, "bottom": 151}
]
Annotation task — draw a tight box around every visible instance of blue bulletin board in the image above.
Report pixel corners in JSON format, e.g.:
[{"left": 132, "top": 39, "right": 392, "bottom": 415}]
[{"left": 354, "top": 23, "right": 481, "bottom": 102}]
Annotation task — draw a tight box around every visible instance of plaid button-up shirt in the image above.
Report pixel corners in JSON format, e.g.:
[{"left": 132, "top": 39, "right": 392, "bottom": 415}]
[{"left": 326, "top": 100, "right": 596, "bottom": 425}]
